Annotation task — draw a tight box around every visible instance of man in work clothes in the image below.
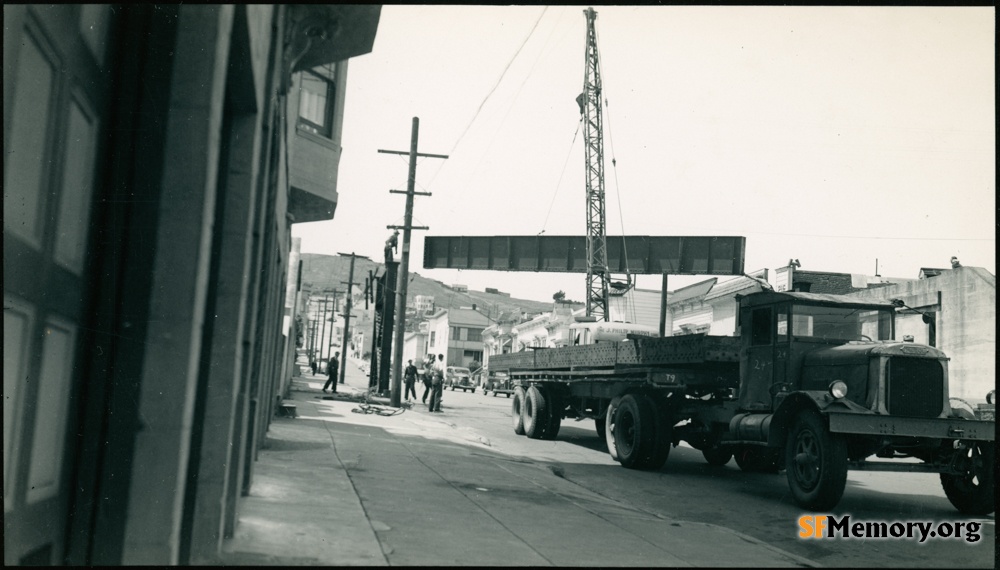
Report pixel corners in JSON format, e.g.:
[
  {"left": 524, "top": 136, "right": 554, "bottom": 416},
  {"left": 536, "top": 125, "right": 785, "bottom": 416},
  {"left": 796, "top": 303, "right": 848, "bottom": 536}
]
[
  {"left": 404, "top": 359, "right": 418, "bottom": 401},
  {"left": 323, "top": 352, "right": 339, "bottom": 393},
  {"left": 429, "top": 353, "right": 446, "bottom": 412},
  {"left": 421, "top": 356, "right": 434, "bottom": 404}
]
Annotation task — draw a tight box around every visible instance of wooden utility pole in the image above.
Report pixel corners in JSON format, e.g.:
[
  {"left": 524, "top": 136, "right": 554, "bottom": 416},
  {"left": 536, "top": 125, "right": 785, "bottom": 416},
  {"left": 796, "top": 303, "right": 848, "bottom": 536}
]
[
  {"left": 338, "top": 253, "right": 368, "bottom": 384},
  {"left": 317, "top": 295, "right": 330, "bottom": 364},
  {"left": 379, "top": 117, "right": 447, "bottom": 407}
]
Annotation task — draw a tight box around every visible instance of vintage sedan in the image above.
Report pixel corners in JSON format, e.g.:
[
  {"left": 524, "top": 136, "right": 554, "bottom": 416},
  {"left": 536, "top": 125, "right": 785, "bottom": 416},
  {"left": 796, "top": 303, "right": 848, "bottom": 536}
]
[{"left": 445, "top": 366, "right": 475, "bottom": 392}]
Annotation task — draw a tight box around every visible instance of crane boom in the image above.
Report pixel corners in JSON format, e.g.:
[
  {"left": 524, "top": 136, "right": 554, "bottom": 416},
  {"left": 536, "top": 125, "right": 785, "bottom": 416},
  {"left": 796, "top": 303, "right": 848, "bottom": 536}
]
[{"left": 580, "top": 7, "right": 609, "bottom": 321}]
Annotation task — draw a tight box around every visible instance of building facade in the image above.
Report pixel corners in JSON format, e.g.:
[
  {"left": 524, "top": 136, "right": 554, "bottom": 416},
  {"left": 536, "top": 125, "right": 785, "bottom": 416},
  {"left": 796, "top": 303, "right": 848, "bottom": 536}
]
[
  {"left": 426, "top": 308, "right": 493, "bottom": 367},
  {"left": 3, "top": 4, "right": 380, "bottom": 564},
  {"left": 847, "top": 266, "right": 995, "bottom": 401}
]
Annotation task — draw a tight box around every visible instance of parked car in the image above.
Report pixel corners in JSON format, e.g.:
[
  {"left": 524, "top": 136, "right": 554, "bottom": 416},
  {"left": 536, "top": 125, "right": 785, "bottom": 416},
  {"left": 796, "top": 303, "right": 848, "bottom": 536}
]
[
  {"left": 481, "top": 370, "right": 512, "bottom": 397},
  {"left": 445, "top": 366, "right": 474, "bottom": 392}
]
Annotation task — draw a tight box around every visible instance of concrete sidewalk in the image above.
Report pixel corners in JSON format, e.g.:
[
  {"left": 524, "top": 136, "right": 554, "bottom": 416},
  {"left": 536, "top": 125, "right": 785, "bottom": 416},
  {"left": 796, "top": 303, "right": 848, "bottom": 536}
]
[{"left": 215, "top": 359, "right": 817, "bottom": 567}]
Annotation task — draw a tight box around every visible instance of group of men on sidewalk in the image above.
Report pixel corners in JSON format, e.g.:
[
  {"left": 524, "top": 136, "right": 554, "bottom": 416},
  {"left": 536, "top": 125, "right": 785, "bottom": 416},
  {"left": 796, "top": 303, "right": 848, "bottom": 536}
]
[
  {"left": 314, "top": 350, "right": 446, "bottom": 412},
  {"left": 401, "top": 353, "right": 445, "bottom": 412}
]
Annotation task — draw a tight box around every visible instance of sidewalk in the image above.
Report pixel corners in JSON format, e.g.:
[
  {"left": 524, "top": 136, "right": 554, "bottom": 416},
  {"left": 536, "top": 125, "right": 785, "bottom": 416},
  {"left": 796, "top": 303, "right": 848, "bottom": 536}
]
[{"left": 215, "top": 358, "right": 817, "bottom": 567}]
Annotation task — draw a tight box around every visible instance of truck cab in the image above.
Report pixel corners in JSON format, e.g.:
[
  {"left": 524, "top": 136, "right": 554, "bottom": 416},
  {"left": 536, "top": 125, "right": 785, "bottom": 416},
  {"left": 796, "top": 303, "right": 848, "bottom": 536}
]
[{"left": 736, "top": 291, "right": 911, "bottom": 414}]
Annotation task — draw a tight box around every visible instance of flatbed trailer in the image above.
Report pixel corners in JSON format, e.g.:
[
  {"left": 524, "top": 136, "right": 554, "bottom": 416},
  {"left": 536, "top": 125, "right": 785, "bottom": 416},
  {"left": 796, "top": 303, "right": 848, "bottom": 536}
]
[{"left": 490, "top": 291, "right": 995, "bottom": 514}]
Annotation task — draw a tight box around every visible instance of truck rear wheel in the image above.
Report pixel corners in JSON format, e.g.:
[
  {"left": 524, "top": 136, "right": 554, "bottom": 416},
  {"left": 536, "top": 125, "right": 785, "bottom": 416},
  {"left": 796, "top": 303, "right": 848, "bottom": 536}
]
[
  {"left": 785, "top": 410, "right": 848, "bottom": 511},
  {"left": 605, "top": 396, "right": 622, "bottom": 461},
  {"left": 940, "top": 442, "right": 995, "bottom": 515},
  {"left": 511, "top": 386, "right": 526, "bottom": 435},
  {"left": 524, "top": 386, "right": 550, "bottom": 439},
  {"left": 702, "top": 446, "right": 732, "bottom": 466},
  {"left": 735, "top": 447, "right": 783, "bottom": 473},
  {"left": 613, "top": 394, "right": 670, "bottom": 470}
]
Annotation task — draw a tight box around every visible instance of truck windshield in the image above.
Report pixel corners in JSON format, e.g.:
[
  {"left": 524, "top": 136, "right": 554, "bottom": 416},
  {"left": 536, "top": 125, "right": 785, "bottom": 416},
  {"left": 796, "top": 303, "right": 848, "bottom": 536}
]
[{"left": 791, "top": 305, "right": 892, "bottom": 342}]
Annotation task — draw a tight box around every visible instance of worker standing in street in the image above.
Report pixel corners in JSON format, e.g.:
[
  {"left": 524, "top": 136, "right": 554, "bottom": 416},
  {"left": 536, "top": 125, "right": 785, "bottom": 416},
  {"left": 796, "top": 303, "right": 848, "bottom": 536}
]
[
  {"left": 323, "top": 352, "right": 339, "bottom": 393},
  {"left": 429, "top": 353, "right": 446, "bottom": 412},
  {"left": 403, "top": 359, "right": 418, "bottom": 402},
  {"left": 421, "top": 354, "right": 434, "bottom": 404}
]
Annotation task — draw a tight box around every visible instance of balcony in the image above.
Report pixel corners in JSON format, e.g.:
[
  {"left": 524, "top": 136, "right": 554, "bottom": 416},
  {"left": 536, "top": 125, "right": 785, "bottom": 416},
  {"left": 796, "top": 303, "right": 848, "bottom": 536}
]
[{"left": 285, "top": 5, "right": 380, "bottom": 224}]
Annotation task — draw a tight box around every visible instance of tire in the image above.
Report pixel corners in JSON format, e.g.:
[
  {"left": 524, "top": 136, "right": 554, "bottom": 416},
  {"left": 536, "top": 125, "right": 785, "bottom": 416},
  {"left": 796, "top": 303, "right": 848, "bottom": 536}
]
[
  {"left": 524, "top": 385, "right": 550, "bottom": 439},
  {"left": 541, "top": 391, "right": 562, "bottom": 440},
  {"left": 605, "top": 396, "right": 622, "bottom": 461},
  {"left": 785, "top": 410, "right": 848, "bottom": 511},
  {"left": 735, "top": 447, "right": 783, "bottom": 473},
  {"left": 595, "top": 417, "right": 606, "bottom": 442},
  {"left": 511, "top": 386, "right": 526, "bottom": 435},
  {"left": 702, "top": 446, "right": 733, "bottom": 466},
  {"left": 613, "top": 394, "right": 670, "bottom": 470},
  {"left": 940, "top": 442, "right": 995, "bottom": 515}
]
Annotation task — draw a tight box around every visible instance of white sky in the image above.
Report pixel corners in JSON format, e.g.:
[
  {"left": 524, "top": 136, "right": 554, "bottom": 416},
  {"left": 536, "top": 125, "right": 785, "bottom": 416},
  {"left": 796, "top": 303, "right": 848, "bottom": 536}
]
[{"left": 292, "top": 5, "right": 996, "bottom": 303}]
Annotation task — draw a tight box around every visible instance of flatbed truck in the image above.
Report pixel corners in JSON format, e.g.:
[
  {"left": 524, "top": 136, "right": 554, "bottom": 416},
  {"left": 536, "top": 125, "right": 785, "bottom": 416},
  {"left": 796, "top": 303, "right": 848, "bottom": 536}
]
[{"left": 490, "top": 291, "right": 995, "bottom": 513}]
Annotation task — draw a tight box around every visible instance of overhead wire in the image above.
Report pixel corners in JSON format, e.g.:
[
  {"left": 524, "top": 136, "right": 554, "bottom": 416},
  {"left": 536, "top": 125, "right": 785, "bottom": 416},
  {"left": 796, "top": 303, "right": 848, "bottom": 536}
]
[{"left": 424, "top": 6, "right": 550, "bottom": 191}]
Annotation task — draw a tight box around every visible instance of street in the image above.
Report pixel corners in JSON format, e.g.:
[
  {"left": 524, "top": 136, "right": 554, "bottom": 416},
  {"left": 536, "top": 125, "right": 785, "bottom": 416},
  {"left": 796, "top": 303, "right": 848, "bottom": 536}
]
[{"left": 421, "top": 386, "right": 995, "bottom": 568}]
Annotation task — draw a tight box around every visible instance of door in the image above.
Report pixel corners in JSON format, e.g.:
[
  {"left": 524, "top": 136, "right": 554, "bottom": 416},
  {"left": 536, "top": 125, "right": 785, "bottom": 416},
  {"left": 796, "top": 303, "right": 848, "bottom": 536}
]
[
  {"left": 3, "top": 5, "right": 117, "bottom": 564},
  {"left": 740, "top": 306, "right": 776, "bottom": 410}
]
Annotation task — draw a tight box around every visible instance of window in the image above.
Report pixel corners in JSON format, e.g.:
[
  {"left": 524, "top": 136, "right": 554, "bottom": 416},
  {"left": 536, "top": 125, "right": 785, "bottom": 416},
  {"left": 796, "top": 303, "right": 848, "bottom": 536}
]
[
  {"left": 791, "top": 305, "right": 893, "bottom": 342},
  {"left": 776, "top": 309, "right": 788, "bottom": 342},
  {"left": 467, "top": 328, "right": 483, "bottom": 342},
  {"left": 751, "top": 308, "right": 772, "bottom": 346},
  {"left": 429, "top": 331, "right": 435, "bottom": 347},
  {"left": 297, "top": 63, "right": 337, "bottom": 137}
]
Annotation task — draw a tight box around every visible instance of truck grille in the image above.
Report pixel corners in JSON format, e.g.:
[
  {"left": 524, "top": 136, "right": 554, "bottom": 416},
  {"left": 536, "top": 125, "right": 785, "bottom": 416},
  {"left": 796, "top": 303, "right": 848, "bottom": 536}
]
[{"left": 886, "top": 357, "right": 944, "bottom": 418}]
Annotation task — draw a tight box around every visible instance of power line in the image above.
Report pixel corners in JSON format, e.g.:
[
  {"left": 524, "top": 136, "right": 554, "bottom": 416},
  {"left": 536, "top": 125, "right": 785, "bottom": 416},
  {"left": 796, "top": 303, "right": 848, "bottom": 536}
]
[
  {"left": 540, "top": 118, "right": 583, "bottom": 233},
  {"left": 443, "top": 7, "right": 548, "bottom": 156}
]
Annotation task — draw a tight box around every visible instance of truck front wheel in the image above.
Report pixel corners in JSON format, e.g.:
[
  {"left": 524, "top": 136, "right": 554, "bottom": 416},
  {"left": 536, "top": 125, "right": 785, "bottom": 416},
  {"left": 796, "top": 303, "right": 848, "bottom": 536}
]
[
  {"left": 511, "top": 386, "right": 526, "bottom": 435},
  {"left": 940, "top": 442, "right": 995, "bottom": 515},
  {"left": 785, "top": 411, "right": 848, "bottom": 511}
]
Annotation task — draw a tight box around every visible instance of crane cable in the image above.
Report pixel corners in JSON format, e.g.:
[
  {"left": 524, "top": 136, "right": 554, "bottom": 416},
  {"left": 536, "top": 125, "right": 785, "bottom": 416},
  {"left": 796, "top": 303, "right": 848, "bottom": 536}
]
[
  {"left": 595, "top": 26, "right": 636, "bottom": 323},
  {"left": 540, "top": 117, "right": 583, "bottom": 234}
]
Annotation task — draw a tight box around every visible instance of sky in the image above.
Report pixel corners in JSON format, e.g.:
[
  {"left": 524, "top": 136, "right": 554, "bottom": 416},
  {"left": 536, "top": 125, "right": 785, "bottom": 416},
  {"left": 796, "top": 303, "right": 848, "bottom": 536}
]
[{"left": 291, "top": 5, "right": 996, "bottom": 303}]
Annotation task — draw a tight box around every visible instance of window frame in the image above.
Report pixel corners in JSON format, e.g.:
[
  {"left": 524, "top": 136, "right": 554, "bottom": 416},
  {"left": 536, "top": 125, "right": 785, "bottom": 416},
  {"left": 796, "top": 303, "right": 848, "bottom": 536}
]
[{"left": 296, "top": 63, "right": 337, "bottom": 138}]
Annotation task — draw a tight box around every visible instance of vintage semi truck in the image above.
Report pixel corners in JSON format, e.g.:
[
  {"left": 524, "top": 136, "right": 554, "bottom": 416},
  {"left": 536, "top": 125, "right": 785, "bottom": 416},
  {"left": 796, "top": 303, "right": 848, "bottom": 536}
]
[{"left": 489, "top": 290, "right": 995, "bottom": 514}]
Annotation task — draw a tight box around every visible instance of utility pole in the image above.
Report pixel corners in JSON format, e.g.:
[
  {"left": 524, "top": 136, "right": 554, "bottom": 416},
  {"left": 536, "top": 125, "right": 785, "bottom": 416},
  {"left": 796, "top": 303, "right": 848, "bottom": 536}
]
[
  {"left": 338, "top": 253, "right": 369, "bottom": 384},
  {"left": 317, "top": 295, "right": 330, "bottom": 365},
  {"left": 379, "top": 117, "right": 448, "bottom": 407}
]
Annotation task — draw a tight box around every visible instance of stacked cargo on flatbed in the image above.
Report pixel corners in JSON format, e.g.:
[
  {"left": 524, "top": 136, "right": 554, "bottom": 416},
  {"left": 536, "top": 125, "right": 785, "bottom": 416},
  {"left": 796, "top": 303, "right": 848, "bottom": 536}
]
[{"left": 489, "top": 334, "right": 741, "bottom": 390}]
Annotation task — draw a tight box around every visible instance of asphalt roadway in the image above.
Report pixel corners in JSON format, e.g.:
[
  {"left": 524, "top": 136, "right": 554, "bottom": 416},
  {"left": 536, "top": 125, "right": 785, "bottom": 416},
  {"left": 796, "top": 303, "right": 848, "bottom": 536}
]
[{"left": 214, "top": 358, "right": 819, "bottom": 567}]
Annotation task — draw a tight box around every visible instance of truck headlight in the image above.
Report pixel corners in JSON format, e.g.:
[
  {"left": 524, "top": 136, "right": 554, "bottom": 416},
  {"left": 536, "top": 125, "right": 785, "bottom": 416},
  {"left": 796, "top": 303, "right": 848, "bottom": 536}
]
[{"left": 829, "top": 381, "right": 848, "bottom": 399}]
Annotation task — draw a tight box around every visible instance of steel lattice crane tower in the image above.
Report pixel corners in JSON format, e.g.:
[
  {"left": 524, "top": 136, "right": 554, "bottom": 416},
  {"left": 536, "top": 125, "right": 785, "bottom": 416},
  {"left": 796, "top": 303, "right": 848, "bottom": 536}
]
[{"left": 578, "top": 7, "right": 610, "bottom": 320}]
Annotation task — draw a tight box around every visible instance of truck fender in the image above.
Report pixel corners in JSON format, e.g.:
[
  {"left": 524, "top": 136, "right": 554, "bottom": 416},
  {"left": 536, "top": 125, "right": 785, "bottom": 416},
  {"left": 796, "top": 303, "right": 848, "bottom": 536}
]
[
  {"left": 768, "top": 391, "right": 871, "bottom": 446},
  {"left": 767, "top": 392, "right": 824, "bottom": 447}
]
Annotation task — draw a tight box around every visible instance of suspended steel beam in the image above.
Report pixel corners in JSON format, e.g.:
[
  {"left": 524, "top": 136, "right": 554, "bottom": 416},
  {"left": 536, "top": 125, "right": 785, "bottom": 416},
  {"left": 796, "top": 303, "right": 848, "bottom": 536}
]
[{"left": 423, "top": 235, "right": 746, "bottom": 276}]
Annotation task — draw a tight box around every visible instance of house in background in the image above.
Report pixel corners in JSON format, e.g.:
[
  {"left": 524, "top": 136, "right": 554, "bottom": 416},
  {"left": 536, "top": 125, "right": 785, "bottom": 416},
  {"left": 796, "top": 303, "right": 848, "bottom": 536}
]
[{"left": 426, "top": 307, "right": 493, "bottom": 367}]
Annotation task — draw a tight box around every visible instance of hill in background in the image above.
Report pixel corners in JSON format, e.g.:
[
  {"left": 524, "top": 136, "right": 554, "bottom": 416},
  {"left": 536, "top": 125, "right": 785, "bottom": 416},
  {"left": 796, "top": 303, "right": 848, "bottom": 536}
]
[{"left": 299, "top": 253, "right": 578, "bottom": 321}]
